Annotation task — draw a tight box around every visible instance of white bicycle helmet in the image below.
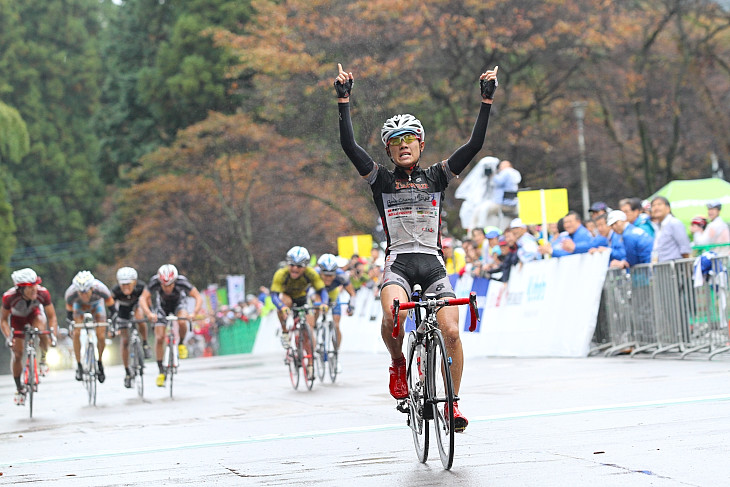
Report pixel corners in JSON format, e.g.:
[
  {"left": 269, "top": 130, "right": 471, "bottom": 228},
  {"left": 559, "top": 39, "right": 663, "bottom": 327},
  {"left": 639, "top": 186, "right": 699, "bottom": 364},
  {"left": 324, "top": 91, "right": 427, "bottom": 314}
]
[
  {"left": 286, "top": 246, "right": 310, "bottom": 266},
  {"left": 158, "top": 264, "right": 179, "bottom": 286},
  {"left": 380, "top": 113, "right": 425, "bottom": 146},
  {"left": 317, "top": 254, "right": 338, "bottom": 273},
  {"left": 73, "top": 271, "right": 95, "bottom": 292},
  {"left": 11, "top": 268, "right": 41, "bottom": 287},
  {"left": 116, "top": 266, "right": 138, "bottom": 284}
]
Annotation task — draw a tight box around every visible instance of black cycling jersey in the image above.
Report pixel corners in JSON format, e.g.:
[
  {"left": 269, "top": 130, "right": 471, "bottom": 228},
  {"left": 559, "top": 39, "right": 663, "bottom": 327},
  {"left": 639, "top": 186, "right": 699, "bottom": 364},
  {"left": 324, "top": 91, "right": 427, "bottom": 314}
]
[
  {"left": 338, "top": 102, "right": 492, "bottom": 257},
  {"left": 147, "top": 275, "right": 195, "bottom": 315},
  {"left": 111, "top": 282, "right": 147, "bottom": 320}
]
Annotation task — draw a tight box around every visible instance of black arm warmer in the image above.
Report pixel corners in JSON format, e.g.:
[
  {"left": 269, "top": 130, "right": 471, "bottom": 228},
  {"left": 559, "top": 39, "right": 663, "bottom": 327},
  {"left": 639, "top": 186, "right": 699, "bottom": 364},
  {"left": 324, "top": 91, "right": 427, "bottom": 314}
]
[
  {"left": 446, "top": 103, "right": 492, "bottom": 176},
  {"left": 338, "top": 103, "right": 376, "bottom": 177}
]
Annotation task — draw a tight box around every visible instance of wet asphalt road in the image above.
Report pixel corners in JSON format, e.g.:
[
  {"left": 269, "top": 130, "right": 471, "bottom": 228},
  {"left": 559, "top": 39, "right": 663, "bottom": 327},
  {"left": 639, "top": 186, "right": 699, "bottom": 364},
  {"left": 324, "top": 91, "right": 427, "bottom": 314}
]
[{"left": 1, "top": 350, "right": 729, "bottom": 486}]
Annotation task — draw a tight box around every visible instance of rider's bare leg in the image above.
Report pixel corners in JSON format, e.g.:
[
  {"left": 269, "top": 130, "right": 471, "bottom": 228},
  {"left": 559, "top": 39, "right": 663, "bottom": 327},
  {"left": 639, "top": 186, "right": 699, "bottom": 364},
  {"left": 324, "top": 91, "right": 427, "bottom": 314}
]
[{"left": 379, "top": 284, "right": 409, "bottom": 360}]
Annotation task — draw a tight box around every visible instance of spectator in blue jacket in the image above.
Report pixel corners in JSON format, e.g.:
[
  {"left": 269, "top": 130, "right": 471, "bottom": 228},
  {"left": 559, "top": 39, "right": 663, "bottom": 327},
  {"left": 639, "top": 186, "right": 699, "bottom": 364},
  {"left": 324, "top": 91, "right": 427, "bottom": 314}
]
[
  {"left": 590, "top": 213, "right": 626, "bottom": 263},
  {"left": 607, "top": 210, "right": 654, "bottom": 267},
  {"left": 542, "top": 211, "right": 595, "bottom": 258},
  {"left": 619, "top": 197, "right": 655, "bottom": 237}
]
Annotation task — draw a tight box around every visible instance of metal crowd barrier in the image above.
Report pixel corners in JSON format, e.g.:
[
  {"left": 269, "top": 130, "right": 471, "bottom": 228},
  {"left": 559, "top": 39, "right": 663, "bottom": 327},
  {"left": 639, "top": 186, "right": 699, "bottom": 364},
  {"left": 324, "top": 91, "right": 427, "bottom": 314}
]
[{"left": 592, "top": 255, "right": 730, "bottom": 360}]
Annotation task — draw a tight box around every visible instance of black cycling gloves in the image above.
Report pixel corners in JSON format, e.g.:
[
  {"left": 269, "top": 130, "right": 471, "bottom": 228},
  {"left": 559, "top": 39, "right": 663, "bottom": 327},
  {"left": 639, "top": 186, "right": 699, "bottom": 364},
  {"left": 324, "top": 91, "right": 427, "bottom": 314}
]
[
  {"left": 334, "top": 78, "right": 353, "bottom": 98},
  {"left": 480, "top": 77, "right": 498, "bottom": 100}
]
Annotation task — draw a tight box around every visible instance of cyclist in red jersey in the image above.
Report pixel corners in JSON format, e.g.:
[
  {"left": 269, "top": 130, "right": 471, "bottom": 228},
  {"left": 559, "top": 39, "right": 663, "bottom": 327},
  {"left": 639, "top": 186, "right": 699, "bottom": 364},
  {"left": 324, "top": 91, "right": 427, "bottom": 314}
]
[
  {"left": 1, "top": 268, "right": 59, "bottom": 404},
  {"left": 335, "top": 63, "right": 498, "bottom": 432}
]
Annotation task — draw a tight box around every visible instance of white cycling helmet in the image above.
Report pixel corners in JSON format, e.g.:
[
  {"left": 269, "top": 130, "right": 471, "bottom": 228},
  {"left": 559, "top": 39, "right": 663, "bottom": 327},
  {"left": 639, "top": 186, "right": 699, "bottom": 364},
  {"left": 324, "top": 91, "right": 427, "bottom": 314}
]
[
  {"left": 317, "top": 254, "right": 339, "bottom": 273},
  {"left": 286, "top": 246, "right": 310, "bottom": 266},
  {"left": 11, "top": 268, "right": 41, "bottom": 287},
  {"left": 73, "top": 271, "right": 95, "bottom": 293},
  {"left": 116, "top": 266, "right": 138, "bottom": 284},
  {"left": 380, "top": 113, "right": 425, "bottom": 146},
  {"left": 158, "top": 264, "right": 179, "bottom": 286}
]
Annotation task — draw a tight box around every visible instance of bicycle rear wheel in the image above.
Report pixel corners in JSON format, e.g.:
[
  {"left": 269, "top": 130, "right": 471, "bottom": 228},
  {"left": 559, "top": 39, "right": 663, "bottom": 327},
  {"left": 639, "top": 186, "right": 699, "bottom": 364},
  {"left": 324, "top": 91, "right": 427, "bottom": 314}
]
[
  {"left": 134, "top": 340, "right": 145, "bottom": 398},
  {"left": 327, "top": 322, "right": 338, "bottom": 383},
  {"left": 287, "top": 328, "right": 300, "bottom": 389},
  {"left": 429, "top": 329, "right": 455, "bottom": 470},
  {"left": 299, "top": 324, "right": 315, "bottom": 390},
  {"left": 406, "top": 332, "right": 429, "bottom": 463},
  {"left": 314, "top": 323, "right": 325, "bottom": 382}
]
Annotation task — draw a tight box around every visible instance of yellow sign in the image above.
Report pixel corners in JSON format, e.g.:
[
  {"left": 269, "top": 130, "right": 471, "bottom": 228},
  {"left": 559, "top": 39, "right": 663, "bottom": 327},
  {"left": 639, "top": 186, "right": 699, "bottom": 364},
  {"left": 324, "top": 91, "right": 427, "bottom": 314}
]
[
  {"left": 337, "top": 234, "right": 373, "bottom": 259},
  {"left": 517, "top": 189, "right": 569, "bottom": 225}
]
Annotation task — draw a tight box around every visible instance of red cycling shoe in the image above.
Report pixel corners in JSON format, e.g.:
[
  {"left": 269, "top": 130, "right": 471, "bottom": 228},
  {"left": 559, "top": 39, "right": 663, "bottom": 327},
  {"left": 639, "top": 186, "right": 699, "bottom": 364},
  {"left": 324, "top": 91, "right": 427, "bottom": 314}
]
[
  {"left": 447, "top": 402, "right": 468, "bottom": 433},
  {"left": 389, "top": 356, "right": 408, "bottom": 399}
]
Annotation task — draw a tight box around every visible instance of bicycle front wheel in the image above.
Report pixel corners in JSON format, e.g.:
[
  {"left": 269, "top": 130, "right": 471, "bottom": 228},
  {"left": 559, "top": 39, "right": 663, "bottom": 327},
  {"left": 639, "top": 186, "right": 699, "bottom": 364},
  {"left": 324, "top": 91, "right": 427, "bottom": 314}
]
[
  {"left": 314, "top": 324, "right": 325, "bottom": 382},
  {"left": 287, "top": 329, "right": 300, "bottom": 389},
  {"left": 429, "top": 329, "right": 455, "bottom": 470},
  {"left": 85, "top": 345, "right": 97, "bottom": 406},
  {"left": 299, "top": 324, "right": 316, "bottom": 390},
  {"left": 25, "top": 357, "right": 35, "bottom": 418},
  {"left": 406, "top": 331, "right": 429, "bottom": 463},
  {"left": 165, "top": 340, "right": 176, "bottom": 398},
  {"left": 134, "top": 340, "right": 145, "bottom": 398},
  {"left": 327, "top": 322, "right": 338, "bottom": 383}
]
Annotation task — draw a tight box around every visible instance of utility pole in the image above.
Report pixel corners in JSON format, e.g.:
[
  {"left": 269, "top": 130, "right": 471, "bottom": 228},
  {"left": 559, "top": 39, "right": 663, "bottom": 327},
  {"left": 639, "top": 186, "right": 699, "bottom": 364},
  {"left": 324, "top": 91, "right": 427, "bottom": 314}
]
[{"left": 572, "top": 101, "right": 590, "bottom": 221}]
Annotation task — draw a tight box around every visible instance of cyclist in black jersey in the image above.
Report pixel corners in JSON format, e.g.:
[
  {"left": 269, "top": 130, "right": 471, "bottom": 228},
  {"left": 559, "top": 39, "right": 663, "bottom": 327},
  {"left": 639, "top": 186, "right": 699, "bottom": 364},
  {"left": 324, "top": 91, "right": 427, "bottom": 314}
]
[
  {"left": 139, "top": 264, "right": 203, "bottom": 387},
  {"left": 335, "top": 62, "right": 498, "bottom": 432},
  {"left": 111, "top": 267, "right": 152, "bottom": 388}
]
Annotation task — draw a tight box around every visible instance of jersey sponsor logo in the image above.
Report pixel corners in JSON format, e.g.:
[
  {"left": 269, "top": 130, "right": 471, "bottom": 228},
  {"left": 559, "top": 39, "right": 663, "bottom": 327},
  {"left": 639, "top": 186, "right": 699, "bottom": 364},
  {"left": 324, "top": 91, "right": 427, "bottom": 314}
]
[
  {"left": 386, "top": 192, "right": 433, "bottom": 208},
  {"left": 394, "top": 180, "right": 429, "bottom": 190}
]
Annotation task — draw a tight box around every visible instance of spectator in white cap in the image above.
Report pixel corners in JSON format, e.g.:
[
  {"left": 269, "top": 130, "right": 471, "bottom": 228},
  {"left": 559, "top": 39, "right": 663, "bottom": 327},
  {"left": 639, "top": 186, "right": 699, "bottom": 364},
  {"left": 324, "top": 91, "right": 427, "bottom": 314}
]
[
  {"left": 607, "top": 210, "right": 654, "bottom": 268},
  {"left": 507, "top": 218, "right": 541, "bottom": 263},
  {"left": 693, "top": 201, "right": 730, "bottom": 255}
]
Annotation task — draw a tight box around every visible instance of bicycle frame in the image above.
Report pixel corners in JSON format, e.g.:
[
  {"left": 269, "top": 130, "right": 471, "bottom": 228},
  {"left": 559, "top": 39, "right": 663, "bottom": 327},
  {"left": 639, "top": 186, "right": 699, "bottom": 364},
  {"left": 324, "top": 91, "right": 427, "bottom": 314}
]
[
  {"left": 285, "top": 305, "right": 316, "bottom": 390},
  {"left": 12, "top": 325, "right": 53, "bottom": 417},
  {"left": 314, "top": 308, "right": 338, "bottom": 383},
  {"left": 391, "top": 289, "right": 479, "bottom": 470},
  {"left": 73, "top": 313, "right": 107, "bottom": 406},
  {"left": 114, "top": 317, "right": 147, "bottom": 398},
  {"left": 160, "top": 315, "right": 191, "bottom": 398}
]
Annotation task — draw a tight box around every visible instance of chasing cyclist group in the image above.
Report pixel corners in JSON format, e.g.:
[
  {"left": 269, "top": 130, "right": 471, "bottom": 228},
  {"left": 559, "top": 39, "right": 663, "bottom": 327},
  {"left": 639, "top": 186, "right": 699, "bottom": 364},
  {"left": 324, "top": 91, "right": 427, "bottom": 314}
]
[
  {"left": 1, "top": 264, "right": 203, "bottom": 405},
  {"left": 2, "top": 63, "right": 499, "bottom": 434}
]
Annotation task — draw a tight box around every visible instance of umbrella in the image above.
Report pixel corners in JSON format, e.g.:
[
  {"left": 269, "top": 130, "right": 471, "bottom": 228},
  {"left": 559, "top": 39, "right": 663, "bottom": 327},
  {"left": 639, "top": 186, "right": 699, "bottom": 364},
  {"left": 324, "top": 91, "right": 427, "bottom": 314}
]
[{"left": 650, "top": 178, "right": 730, "bottom": 228}]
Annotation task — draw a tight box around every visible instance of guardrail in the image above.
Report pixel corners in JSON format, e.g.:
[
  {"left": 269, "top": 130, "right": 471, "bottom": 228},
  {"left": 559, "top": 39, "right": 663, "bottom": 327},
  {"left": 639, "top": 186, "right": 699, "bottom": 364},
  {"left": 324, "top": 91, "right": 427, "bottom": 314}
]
[{"left": 592, "top": 255, "right": 729, "bottom": 360}]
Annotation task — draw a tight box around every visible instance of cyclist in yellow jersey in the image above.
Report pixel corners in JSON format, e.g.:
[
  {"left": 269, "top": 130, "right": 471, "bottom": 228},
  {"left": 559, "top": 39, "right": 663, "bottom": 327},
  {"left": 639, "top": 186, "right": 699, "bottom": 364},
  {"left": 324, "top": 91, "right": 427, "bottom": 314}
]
[{"left": 271, "top": 246, "right": 329, "bottom": 348}]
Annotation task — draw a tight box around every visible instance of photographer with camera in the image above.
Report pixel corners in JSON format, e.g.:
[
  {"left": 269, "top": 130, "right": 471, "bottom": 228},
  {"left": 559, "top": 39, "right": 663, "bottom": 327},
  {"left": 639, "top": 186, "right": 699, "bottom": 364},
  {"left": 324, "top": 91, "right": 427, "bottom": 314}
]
[{"left": 482, "top": 159, "right": 521, "bottom": 228}]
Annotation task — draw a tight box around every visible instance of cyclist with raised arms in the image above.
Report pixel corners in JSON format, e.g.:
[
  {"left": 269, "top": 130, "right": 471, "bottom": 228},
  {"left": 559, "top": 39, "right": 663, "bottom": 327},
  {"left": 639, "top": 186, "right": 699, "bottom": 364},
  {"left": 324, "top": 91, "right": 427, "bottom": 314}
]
[
  {"left": 270, "top": 246, "right": 329, "bottom": 348},
  {"left": 111, "top": 266, "right": 152, "bottom": 388},
  {"left": 335, "top": 62, "right": 498, "bottom": 432},
  {"left": 138, "top": 264, "right": 203, "bottom": 387},
  {"left": 65, "top": 271, "right": 116, "bottom": 383},
  {"left": 316, "top": 253, "right": 356, "bottom": 353},
  {"left": 1, "top": 268, "right": 59, "bottom": 404}
]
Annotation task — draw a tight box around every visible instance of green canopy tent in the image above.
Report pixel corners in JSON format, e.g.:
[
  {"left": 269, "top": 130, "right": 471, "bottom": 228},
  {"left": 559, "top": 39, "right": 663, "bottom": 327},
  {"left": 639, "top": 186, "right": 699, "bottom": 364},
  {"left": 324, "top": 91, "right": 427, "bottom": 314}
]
[{"left": 650, "top": 178, "right": 730, "bottom": 228}]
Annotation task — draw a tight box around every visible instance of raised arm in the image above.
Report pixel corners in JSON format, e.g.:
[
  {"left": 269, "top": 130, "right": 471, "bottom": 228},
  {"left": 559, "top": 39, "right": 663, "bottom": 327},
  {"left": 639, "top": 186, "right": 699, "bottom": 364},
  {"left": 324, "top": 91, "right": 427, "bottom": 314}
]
[
  {"left": 335, "top": 63, "right": 376, "bottom": 177},
  {"left": 447, "top": 66, "right": 499, "bottom": 176}
]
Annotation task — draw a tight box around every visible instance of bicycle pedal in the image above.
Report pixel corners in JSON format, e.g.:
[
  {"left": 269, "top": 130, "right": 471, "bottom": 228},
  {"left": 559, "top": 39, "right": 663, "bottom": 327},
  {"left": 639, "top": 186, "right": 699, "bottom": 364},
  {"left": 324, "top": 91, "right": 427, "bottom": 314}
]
[{"left": 396, "top": 400, "right": 409, "bottom": 414}]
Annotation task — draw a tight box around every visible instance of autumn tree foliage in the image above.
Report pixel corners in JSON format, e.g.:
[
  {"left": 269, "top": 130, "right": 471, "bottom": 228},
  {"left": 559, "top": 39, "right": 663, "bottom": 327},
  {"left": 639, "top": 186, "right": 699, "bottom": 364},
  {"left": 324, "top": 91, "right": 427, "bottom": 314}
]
[
  {"left": 107, "top": 0, "right": 729, "bottom": 289},
  {"left": 214, "top": 0, "right": 729, "bottom": 216},
  {"left": 112, "top": 112, "right": 371, "bottom": 287}
]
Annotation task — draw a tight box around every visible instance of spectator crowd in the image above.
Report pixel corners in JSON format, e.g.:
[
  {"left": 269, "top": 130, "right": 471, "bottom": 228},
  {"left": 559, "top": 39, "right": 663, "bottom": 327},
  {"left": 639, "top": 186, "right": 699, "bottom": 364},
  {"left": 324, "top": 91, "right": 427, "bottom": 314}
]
[{"left": 452, "top": 196, "right": 730, "bottom": 284}]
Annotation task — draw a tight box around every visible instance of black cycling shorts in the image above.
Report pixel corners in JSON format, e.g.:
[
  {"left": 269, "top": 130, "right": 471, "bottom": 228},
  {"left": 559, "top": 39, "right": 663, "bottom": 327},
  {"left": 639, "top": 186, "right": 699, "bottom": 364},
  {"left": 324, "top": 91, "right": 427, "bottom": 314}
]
[{"left": 382, "top": 253, "right": 455, "bottom": 299}]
